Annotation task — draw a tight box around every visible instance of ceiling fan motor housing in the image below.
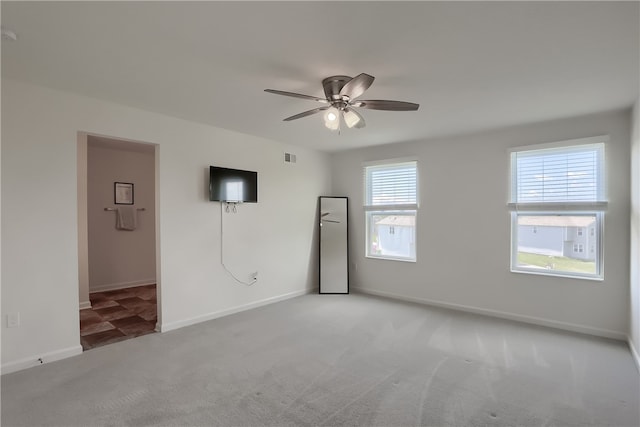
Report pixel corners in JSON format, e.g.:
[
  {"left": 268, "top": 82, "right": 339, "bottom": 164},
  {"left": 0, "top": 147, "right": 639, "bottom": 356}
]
[{"left": 322, "top": 75, "right": 352, "bottom": 102}]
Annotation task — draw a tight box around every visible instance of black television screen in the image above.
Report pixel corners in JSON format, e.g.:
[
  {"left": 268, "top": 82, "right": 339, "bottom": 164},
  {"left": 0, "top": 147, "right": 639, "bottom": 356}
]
[{"left": 209, "top": 166, "right": 258, "bottom": 203}]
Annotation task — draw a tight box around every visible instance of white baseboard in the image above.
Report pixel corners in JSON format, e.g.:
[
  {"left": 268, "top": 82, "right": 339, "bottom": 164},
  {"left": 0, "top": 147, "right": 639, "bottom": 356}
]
[
  {"left": 79, "top": 300, "right": 92, "bottom": 310},
  {"left": 2, "top": 288, "right": 311, "bottom": 374},
  {"left": 1, "top": 345, "right": 83, "bottom": 375},
  {"left": 353, "top": 287, "right": 627, "bottom": 341},
  {"left": 89, "top": 279, "right": 155, "bottom": 293},
  {"left": 629, "top": 335, "right": 640, "bottom": 372},
  {"left": 160, "top": 288, "right": 313, "bottom": 332}
]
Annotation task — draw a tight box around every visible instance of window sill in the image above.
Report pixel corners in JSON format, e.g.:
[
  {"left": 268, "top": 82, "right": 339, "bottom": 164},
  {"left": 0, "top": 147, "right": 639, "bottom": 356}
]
[
  {"left": 510, "top": 268, "right": 603, "bottom": 281},
  {"left": 366, "top": 255, "right": 416, "bottom": 263}
]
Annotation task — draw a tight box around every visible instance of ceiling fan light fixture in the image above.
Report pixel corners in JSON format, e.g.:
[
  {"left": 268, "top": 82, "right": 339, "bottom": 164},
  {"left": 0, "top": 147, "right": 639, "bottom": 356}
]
[
  {"left": 324, "top": 107, "right": 340, "bottom": 130},
  {"left": 343, "top": 109, "right": 361, "bottom": 129}
]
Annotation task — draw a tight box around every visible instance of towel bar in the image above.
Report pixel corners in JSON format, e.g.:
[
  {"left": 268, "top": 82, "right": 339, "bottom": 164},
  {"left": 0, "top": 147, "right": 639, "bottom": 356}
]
[{"left": 104, "top": 207, "right": 146, "bottom": 211}]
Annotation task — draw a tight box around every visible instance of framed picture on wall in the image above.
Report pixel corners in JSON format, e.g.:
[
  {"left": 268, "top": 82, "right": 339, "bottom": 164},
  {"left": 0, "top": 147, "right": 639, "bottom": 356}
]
[{"left": 114, "top": 182, "right": 134, "bottom": 205}]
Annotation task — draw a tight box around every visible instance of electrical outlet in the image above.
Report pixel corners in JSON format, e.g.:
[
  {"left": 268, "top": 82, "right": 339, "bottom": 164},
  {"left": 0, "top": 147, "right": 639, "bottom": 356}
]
[{"left": 7, "top": 312, "right": 20, "bottom": 328}]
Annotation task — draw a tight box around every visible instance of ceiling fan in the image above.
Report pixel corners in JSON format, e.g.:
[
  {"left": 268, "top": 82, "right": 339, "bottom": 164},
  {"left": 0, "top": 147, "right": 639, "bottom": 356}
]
[{"left": 264, "top": 73, "right": 419, "bottom": 131}]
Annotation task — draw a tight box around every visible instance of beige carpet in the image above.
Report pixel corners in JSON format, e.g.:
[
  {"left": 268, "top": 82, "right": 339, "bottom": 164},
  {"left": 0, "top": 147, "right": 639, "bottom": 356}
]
[{"left": 2, "top": 293, "right": 638, "bottom": 426}]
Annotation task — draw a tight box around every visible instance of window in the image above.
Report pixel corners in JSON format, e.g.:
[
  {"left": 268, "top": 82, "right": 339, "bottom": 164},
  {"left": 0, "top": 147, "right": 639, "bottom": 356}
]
[
  {"left": 509, "top": 137, "right": 606, "bottom": 279},
  {"left": 364, "top": 160, "right": 418, "bottom": 261}
]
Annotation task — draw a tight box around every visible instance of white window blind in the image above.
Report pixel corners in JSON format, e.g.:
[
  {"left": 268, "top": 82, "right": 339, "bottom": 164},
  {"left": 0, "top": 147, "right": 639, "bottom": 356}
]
[
  {"left": 364, "top": 160, "right": 418, "bottom": 262},
  {"left": 509, "top": 142, "right": 606, "bottom": 211},
  {"left": 509, "top": 137, "right": 606, "bottom": 280},
  {"left": 364, "top": 161, "right": 417, "bottom": 210}
]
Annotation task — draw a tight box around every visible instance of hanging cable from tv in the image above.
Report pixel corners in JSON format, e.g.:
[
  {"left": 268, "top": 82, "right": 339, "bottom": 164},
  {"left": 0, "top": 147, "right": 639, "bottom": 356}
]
[{"left": 220, "top": 202, "right": 257, "bottom": 286}]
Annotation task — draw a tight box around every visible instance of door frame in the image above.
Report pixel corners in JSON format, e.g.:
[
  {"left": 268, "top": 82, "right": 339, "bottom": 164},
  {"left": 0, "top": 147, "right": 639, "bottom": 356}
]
[{"left": 77, "top": 131, "right": 162, "bottom": 332}]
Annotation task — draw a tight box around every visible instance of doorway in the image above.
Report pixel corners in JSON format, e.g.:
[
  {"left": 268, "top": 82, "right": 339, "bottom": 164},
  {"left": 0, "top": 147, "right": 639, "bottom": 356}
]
[{"left": 77, "top": 133, "right": 160, "bottom": 350}]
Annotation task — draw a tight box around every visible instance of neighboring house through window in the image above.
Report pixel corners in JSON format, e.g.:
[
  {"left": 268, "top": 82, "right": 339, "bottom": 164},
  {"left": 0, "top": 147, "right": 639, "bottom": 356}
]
[
  {"left": 364, "top": 160, "right": 418, "bottom": 262},
  {"left": 509, "top": 136, "right": 607, "bottom": 279}
]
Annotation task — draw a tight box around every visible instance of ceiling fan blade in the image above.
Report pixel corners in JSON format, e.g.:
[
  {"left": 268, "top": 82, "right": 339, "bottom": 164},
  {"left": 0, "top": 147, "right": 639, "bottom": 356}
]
[
  {"left": 264, "top": 89, "right": 328, "bottom": 103},
  {"left": 354, "top": 100, "right": 419, "bottom": 111},
  {"left": 283, "top": 106, "right": 329, "bottom": 121},
  {"left": 339, "top": 73, "right": 374, "bottom": 100}
]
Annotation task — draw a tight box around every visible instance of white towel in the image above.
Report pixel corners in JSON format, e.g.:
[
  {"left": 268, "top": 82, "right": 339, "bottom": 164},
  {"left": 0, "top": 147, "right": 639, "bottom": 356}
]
[{"left": 116, "top": 206, "right": 137, "bottom": 231}]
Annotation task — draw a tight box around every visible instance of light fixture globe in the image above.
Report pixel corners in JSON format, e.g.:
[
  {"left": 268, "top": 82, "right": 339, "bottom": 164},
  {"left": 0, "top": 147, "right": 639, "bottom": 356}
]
[
  {"left": 323, "top": 107, "right": 340, "bottom": 130},
  {"left": 343, "top": 109, "right": 364, "bottom": 129}
]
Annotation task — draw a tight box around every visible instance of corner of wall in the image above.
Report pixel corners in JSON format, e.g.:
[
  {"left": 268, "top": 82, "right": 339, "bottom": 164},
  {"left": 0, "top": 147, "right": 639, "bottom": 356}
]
[{"left": 629, "top": 334, "right": 640, "bottom": 372}]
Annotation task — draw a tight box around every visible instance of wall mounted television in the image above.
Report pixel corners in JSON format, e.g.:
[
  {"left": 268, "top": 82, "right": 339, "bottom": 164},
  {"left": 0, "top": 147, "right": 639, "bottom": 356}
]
[{"left": 209, "top": 166, "right": 258, "bottom": 203}]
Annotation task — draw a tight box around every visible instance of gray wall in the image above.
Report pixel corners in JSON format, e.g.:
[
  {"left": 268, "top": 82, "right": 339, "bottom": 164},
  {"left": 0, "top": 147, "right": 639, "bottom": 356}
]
[
  {"left": 1, "top": 79, "right": 331, "bottom": 373},
  {"left": 331, "top": 109, "right": 631, "bottom": 338}
]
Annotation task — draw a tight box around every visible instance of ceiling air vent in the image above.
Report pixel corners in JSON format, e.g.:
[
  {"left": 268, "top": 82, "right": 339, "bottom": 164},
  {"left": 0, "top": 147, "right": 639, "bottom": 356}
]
[{"left": 284, "top": 152, "right": 297, "bottom": 164}]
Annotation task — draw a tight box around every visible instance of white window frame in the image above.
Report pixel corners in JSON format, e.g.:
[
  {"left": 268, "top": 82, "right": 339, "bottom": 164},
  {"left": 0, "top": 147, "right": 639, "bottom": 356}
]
[
  {"left": 511, "top": 212, "right": 603, "bottom": 280},
  {"left": 508, "top": 136, "right": 607, "bottom": 280},
  {"left": 363, "top": 159, "right": 418, "bottom": 262}
]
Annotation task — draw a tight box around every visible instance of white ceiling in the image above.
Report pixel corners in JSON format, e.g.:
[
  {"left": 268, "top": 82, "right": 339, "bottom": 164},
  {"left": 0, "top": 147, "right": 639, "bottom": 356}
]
[{"left": 2, "top": 1, "right": 638, "bottom": 152}]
